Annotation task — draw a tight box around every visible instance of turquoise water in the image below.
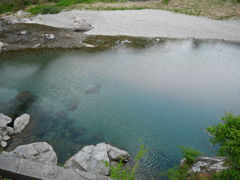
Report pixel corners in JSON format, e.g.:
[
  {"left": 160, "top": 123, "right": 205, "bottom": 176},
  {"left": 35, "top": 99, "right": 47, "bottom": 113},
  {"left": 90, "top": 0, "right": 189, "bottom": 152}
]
[{"left": 0, "top": 39, "right": 240, "bottom": 179}]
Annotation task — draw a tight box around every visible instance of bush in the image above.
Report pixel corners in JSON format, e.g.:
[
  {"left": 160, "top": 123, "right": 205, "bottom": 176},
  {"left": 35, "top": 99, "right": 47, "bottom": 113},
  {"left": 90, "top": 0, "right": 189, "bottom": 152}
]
[
  {"left": 178, "top": 146, "right": 203, "bottom": 164},
  {"left": 103, "top": 140, "right": 148, "bottom": 180},
  {"left": 206, "top": 112, "right": 240, "bottom": 179},
  {"left": 160, "top": 164, "right": 189, "bottom": 180}
]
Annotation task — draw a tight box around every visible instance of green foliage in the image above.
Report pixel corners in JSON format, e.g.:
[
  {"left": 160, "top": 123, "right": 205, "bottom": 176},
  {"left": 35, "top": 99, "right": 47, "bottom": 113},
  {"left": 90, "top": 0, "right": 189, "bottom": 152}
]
[
  {"left": 27, "top": 5, "right": 61, "bottom": 15},
  {"left": 178, "top": 146, "right": 203, "bottom": 164},
  {"left": 103, "top": 139, "right": 148, "bottom": 180},
  {"left": 206, "top": 112, "right": 240, "bottom": 179},
  {"left": 0, "top": 3, "right": 14, "bottom": 14},
  {"left": 57, "top": 163, "right": 67, "bottom": 168},
  {"left": 162, "top": 0, "right": 170, "bottom": 4},
  {"left": 160, "top": 164, "right": 189, "bottom": 180},
  {"left": 0, "top": 147, "right": 3, "bottom": 154}
]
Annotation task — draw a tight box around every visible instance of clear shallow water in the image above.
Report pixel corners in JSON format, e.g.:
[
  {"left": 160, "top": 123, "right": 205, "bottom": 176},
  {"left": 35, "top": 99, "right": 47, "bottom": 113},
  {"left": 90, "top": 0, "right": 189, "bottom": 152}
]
[{"left": 0, "top": 39, "right": 240, "bottom": 179}]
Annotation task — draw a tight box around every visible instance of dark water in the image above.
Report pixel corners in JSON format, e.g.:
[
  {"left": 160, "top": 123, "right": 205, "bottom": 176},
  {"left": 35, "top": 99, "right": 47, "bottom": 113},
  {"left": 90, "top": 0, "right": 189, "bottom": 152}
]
[{"left": 0, "top": 39, "right": 240, "bottom": 179}]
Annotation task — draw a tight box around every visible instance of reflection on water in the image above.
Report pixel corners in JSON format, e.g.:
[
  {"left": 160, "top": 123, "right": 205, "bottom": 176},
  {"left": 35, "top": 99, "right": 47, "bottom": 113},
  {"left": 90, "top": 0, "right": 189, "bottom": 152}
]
[{"left": 0, "top": 39, "right": 240, "bottom": 179}]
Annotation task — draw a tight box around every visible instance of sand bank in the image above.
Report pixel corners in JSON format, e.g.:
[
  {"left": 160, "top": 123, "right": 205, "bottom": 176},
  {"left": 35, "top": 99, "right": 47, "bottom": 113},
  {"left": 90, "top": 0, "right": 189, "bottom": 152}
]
[{"left": 22, "top": 9, "right": 240, "bottom": 42}]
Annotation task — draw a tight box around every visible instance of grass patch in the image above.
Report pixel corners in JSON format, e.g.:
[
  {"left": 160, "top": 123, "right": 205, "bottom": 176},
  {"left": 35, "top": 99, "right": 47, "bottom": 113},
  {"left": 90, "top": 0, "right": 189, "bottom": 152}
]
[
  {"left": 26, "top": 5, "right": 61, "bottom": 15},
  {"left": 0, "top": 3, "right": 14, "bottom": 14}
]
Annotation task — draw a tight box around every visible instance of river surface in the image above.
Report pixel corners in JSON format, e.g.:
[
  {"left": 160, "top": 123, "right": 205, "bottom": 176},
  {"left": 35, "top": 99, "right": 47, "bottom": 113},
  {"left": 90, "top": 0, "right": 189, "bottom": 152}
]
[{"left": 0, "top": 39, "right": 240, "bottom": 179}]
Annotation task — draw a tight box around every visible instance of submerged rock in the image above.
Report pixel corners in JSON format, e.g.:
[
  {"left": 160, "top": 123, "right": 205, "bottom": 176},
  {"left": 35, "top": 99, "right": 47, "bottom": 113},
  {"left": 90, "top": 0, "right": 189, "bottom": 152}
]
[
  {"left": 15, "top": 91, "right": 37, "bottom": 104},
  {"left": 65, "top": 118, "right": 75, "bottom": 125},
  {"left": 73, "top": 14, "right": 92, "bottom": 31},
  {"left": 14, "top": 114, "right": 30, "bottom": 134},
  {"left": 85, "top": 83, "right": 102, "bottom": 95},
  {"left": 68, "top": 126, "right": 88, "bottom": 136},
  {"left": 67, "top": 100, "right": 78, "bottom": 111},
  {"left": 55, "top": 110, "right": 68, "bottom": 119},
  {"left": 65, "top": 143, "right": 130, "bottom": 176},
  {"left": 5, "top": 142, "right": 58, "bottom": 165},
  {"left": 88, "top": 132, "right": 103, "bottom": 144}
]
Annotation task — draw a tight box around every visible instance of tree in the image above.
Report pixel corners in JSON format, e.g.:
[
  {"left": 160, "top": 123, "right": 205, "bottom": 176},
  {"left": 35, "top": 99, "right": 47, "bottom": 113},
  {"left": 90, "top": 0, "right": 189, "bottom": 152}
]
[{"left": 206, "top": 112, "right": 240, "bottom": 179}]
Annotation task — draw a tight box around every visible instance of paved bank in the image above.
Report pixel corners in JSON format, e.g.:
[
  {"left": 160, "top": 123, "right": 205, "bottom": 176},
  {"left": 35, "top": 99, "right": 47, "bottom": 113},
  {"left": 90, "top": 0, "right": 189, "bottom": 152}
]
[
  {"left": 0, "top": 154, "right": 110, "bottom": 180},
  {"left": 24, "top": 9, "right": 240, "bottom": 42}
]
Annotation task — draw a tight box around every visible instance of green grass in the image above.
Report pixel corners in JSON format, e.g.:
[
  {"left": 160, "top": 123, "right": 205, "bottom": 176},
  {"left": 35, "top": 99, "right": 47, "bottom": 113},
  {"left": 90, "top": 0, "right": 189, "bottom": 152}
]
[
  {"left": 26, "top": 5, "right": 61, "bottom": 15},
  {"left": 0, "top": 3, "right": 14, "bottom": 14}
]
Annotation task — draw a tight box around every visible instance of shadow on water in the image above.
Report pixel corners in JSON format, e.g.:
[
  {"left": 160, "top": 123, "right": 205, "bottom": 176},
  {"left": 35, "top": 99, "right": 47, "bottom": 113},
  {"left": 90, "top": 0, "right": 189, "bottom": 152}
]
[{"left": 0, "top": 90, "right": 105, "bottom": 164}]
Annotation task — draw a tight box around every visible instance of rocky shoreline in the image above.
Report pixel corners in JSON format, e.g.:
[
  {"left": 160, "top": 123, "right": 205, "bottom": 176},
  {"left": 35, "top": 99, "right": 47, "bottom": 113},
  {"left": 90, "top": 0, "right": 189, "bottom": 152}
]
[{"left": 0, "top": 111, "right": 130, "bottom": 179}]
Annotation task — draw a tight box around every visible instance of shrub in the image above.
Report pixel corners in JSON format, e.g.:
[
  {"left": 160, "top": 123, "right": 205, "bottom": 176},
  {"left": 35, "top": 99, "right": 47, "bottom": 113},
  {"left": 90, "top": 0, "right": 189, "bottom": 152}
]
[
  {"left": 206, "top": 112, "right": 240, "bottom": 179},
  {"left": 178, "top": 145, "right": 203, "bottom": 164},
  {"left": 160, "top": 164, "right": 189, "bottom": 180},
  {"left": 103, "top": 140, "right": 148, "bottom": 180}
]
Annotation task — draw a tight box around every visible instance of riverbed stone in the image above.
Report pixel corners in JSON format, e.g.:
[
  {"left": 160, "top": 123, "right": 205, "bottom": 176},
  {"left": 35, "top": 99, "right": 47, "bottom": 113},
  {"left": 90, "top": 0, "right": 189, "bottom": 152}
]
[
  {"left": 73, "top": 14, "right": 92, "bottom": 31},
  {"left": 14, "top": 114, "right": 30, "bottom": 134},
  {"left": 6, "top": 127, "right": 14, "bottom": 135},
  {"left": 42, "top": 34, "right": 56, "bottom": 40},
  {"left": 7, "top": 142, "right": 57, "bottom": 165},
  {"left": 1, "top": 141, "right": 7, "bottom": 147},
  {"left": 3, "top": 135, "right": 10, "bottom": 141},
  {"left": 17, "top": 31, "right": 28, "bottom": 35},
  {"left": 0, "top": 113, "right": 12, "bottom": 127}
]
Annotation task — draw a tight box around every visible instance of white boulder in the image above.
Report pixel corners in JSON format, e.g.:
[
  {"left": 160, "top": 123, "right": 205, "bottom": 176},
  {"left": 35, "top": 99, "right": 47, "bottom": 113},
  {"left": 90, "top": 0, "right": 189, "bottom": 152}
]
[
  {"left": 7, "top": 142, "right": 58, "bottom": 165},
  {"left": 0, "top": 113, "right": 12, "bottom": 127},
  {"left": 14, "top": 114, "right": 30, "bottom": 134},
  {"left": 73, "top": 14, "right": 92, "bottom": 31},
  {"left": 65, "top": 143, "right": 130, "bottom": 176},
  {"left": 1, "top": 141, "right": 7, "bottom": 148},
  {"left": 6, "top": 127, "right": 14, "bottom": 135}
]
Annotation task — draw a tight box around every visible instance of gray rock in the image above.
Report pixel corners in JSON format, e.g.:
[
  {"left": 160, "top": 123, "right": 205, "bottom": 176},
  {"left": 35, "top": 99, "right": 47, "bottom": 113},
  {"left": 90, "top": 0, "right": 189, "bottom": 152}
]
[
  {"left": 108, "top": 146, "right": 130, "bottom": 162},
  {"left": 1, "top": 140, "right": 7, "bottom": 147},
  {"left": 17, "top": 10, "right": 23, "bottom": 18},
  {"left": 8, "top": 142, "right": 58, "bottom": 165},
  {"left": 42, "top": 34, "right": 56, "bottom": 40},
  {"left": 0, "top": 135, "right": 2, "bottom": 141},
  {"left": 14, "top": 114, "right": 30, "bottom": 134},
  {"left": 73, "top": 14, "right": 92, "bottom": 31},
  {"left": 65, "top": 143, "right": 130, "bottom": 176},
  {"left": 180, "top": 158, "right": 186, "bottom": 166},
  {"left": 0, "top": 113, "right": 12, "bottom": 127}
]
